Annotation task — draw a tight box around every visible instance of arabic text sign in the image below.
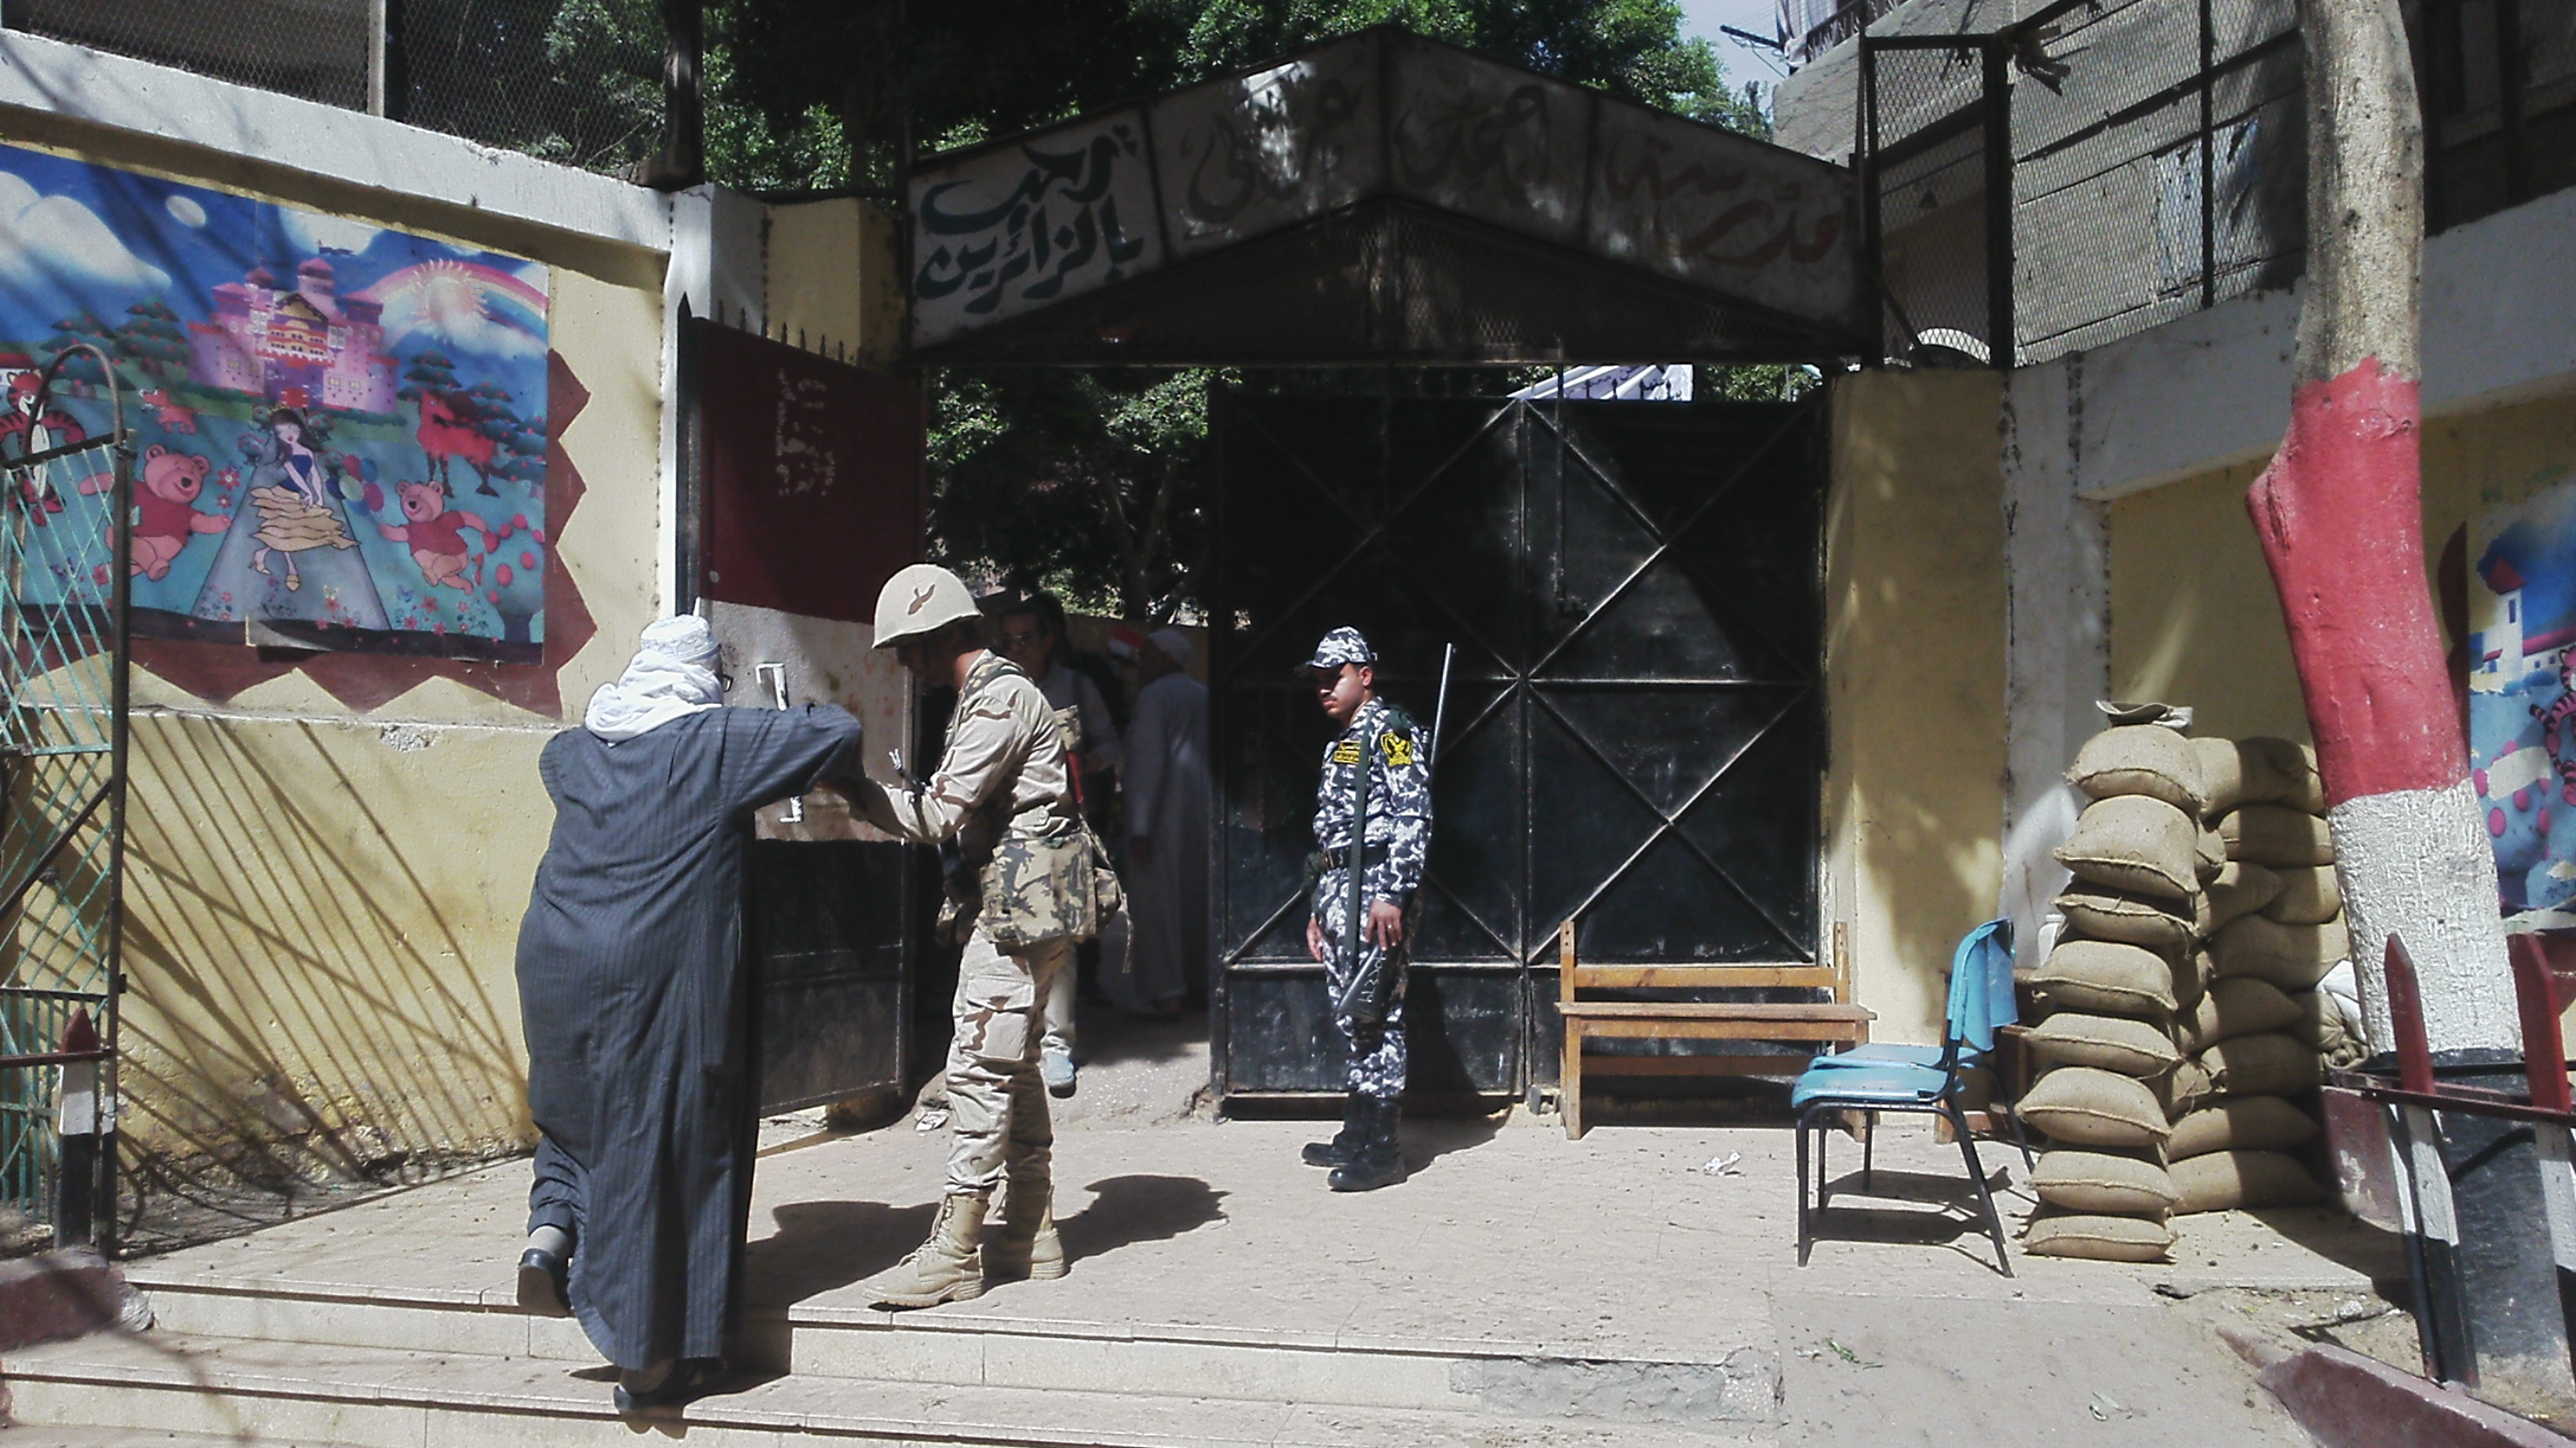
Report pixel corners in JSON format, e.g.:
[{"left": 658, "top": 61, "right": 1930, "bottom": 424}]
[{"left": 909, "top": 114, "right": 1164, "bottom": 347}]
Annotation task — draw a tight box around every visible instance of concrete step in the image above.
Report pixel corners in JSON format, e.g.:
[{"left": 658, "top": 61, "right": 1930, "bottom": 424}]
[
  {"left": 0, "top": 1428, "right": 358, "bottom": 1447},
  {"left": 2, "top": 1331, "right": 1777, "bottom": 1448},
  {"left": 124, "top": 1270, "right": 1781, "bottom": 1425}
]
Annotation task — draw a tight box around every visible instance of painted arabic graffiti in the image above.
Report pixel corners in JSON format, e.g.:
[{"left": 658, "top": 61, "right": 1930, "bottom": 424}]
[
  {"left": 0, "top": 144, "right": 550, "bottom": 661},
  {"left": 1587, "top": 108, "right": 1855, "bottom": 324},
  {"left": 1163, "top": 60, "right": 1378, "bottom": 251},
  {"left": 1392, "top": 83, "right": 1566, "bottom": 215},
  {"left": 910, "top": 117, "right": 1160, "bottom": 345}
]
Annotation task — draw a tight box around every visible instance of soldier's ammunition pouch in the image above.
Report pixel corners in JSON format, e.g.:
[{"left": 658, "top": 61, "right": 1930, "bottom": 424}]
[{"left": 976, "top": 814, "right": 1100, "bottom": 949}]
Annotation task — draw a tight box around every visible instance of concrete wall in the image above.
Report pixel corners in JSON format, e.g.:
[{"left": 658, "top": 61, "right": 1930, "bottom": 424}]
[
  {"left": 767, "top": 198, "right": 905, "bottom": 367},
  {"left": 1826, "top": 369, "right": 2009, "bottom": 1044},
  {"left": 0, "top": 64, "right": 684, "bottom": 1178}
]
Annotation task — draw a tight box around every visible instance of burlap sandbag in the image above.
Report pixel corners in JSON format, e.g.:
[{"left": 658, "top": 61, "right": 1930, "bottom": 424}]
[
  {"left": 2289, "top": 990, "right": 2367, "bottom": 1066},
  {"left": 2171, "top": 1149, "right": 2327, "bottom": 1214},
  {"left": 2155, "top": 1057, "right": 2217, "bottom": 1119},
  {"left": 2195, "top": 821, "right": 2226, "bottom": 881},
  {"left": 2251, "top": 738, "right": 2327, "bottom": 814},
  {"left": 2034, "top": 939, "right": 2179, "bottom": 1020},
  {"left": 2211, "top": 914, "right": 2348, "bottom": 989},
  {"left": 2032, "top": 1149, "right": 2181, "bottom": 1216},
  {"left": 2029, "top": 1013, "right": 2186, "bottom": 1077},
  {"left": 2261, "top": 866, "right": 2343, "bottom": 926},
  {"left": 2204, "top": 861, "right": 2286, "bottom": 930},
  {"left": 2055, "top": 885, "right": 2201, "bottom": 955},
  {"left": 2176, "top": 977, "right": 2304, "bottom": 1056},
  {"left": 2016, "top": 1066, "right": 2172, "bottom": 1149},
  {"left": 2024, "top": 1209, "right": 2176, "bottom": 1262},
  {"left": 2070, "top": 726, "right": 2208, "bottom": 814},
  {"left": 2219, "top": 805, "right": 2336, "bottom": 868},
  {"left": 2057, "top": 794, "right": 2202, "bottom": 899},
  {"left": 2167, "top": 1096, "right": 2319, "bottom": 1160},
  {"left": 2200, "top": 1032, "right": 2324, "bottom": 1096},
  {"left": 2193, "top": 736, "right": 2324, "bottom": 816},
  {"left": 2172, "top": 946, "right": 2215, "bottom": 1013}
]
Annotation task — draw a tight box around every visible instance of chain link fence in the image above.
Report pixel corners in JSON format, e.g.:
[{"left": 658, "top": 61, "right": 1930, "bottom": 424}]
[{"left": 1, "top": 0, "right": 667, "bottom": 179}]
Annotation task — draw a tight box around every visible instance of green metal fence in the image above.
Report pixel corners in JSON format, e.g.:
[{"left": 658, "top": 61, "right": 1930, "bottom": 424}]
[{"left": 0, "top": 348, "right": 130, "bottom": 1250}]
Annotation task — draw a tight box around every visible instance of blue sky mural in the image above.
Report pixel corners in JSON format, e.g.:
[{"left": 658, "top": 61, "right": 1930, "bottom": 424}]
[{"left": 0, "top": 142, "right": 551, "bottom": 660}]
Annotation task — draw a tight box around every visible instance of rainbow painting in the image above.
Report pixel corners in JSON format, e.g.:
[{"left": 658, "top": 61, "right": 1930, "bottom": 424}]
[{"left": 0, "top": 141, "right": 552, "bottom": 662}]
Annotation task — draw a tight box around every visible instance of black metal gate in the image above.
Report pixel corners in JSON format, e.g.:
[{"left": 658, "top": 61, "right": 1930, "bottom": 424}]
[
  {"left": 1209, "top": 392, "right": 1825, "bottom": 1101},
  {"left": 747, "top": 841, "right": 912, "bottom": 1115}
]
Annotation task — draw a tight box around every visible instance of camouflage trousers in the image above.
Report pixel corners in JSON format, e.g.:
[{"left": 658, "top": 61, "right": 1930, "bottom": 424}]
[
  {"left": 945, "top": 929, "right": 1073, "bottom": 1196},
  {"left": 1312, "top": 868, "right": 1408, "bottom": 1102}
]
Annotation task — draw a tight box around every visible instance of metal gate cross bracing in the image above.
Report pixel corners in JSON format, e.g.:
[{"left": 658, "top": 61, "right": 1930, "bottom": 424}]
[
  {"left": 1209, "top": 392, "right": 1825, "bottom": 1101},
  {"left": 1, "top": 348, "right": 131, "bottom": 1247}
]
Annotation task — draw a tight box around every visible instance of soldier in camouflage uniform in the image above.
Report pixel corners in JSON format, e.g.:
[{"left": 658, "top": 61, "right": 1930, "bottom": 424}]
[
  {"left": 852, "top": 565, "right": 1101, "bottom": 1307},
  {"left": 1298, "top": 627, "right": 1432, "bottom": 1192}
]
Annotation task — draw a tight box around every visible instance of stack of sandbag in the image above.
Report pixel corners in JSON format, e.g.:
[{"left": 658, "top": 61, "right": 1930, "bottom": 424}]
[
  {"left": 2017, "top": 724, "right": 2206, "bottom": 1263},
  {"left": 2158, "top": 736, "right": 2344, "bottom": 1215}
]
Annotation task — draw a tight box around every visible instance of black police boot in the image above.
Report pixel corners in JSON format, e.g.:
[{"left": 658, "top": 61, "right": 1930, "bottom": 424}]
[
  {"left": 1328, "top": 1096, "right": 1407, "bottom": 1192},
  {"left": 1301, "top": 1092, "right": 1365, "bottom": 1168}
]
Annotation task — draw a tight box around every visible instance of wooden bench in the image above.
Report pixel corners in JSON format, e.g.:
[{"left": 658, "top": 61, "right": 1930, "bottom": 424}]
[{"left": 1556, "top": 920, "right": 1873, "bottom": 1138}]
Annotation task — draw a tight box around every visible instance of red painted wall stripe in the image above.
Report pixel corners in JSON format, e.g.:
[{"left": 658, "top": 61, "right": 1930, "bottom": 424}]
[{"left": 2246, "top": 357, "right": 2466, "bottom": 805}]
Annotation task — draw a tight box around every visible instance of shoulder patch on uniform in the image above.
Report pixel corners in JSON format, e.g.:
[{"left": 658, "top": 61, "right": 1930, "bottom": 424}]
[
  {"left": 1379, "top": 732, "right": 1414, "bottom": 767},
  {"left": 1331, "top": 739, "right": 1364, "bottom": 766}
]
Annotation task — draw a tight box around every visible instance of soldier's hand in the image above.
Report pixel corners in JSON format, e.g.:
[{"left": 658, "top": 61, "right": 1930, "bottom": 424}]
[
  {"left": 1306, "top": 915, "right": 1325, "bottom": 962},
  {"left": 1367, "top": 899, "right": 1405, "bottom": 949}
]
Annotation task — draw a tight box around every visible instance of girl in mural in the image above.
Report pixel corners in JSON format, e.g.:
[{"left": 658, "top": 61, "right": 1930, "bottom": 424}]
[
  {"left": 239, "top": 406, "right": 356, "bottom": 592},
  {"left": 190, "top": 404, "right": 391, "bottom": 631}
]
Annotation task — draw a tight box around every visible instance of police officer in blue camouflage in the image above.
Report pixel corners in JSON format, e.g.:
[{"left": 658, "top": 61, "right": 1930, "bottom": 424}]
[{"left": 1298, "top": 627, "right": 1432, "bottom": 1192}]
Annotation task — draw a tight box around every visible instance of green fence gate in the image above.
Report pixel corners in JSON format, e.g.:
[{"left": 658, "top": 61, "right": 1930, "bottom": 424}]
[{"left": 1, "top": 348, "right": 131, "bottom": 1251}]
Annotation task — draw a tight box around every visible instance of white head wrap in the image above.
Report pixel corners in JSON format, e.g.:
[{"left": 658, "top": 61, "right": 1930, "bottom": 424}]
[
  {"left": 1148, "top": 627, "right": 1194, "bottom": 668},
  {"left": 585, "top": 616, "right": 724, "bottom": 741}
]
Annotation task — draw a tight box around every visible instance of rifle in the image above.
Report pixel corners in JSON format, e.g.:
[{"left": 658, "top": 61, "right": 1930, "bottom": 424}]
[{"left": 1338, "top": 644, "right": 1453, "bottom": 1025}]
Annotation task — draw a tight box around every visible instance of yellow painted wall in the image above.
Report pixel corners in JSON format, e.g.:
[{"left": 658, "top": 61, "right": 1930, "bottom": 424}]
[
  {"left": 2109, "top": 386, "right": 2576, "bottom": 745},
  {"left": 0, "top": 127, "right": 674, "bottom": 1174},
  {"left": 766, "top": 198, "right": 907, "bottom": 365},
  {"left": 1826, "top": 369, "right": 2009, "bottom": 1044}
]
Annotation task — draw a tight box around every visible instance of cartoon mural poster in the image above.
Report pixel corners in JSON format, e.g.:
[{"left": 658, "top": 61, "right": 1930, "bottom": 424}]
[
  {"left": 0, "top": 142, "right": 549, "bottom": 661},
  {"left": 2468, "top": 471, "right": 2576, "bottom": 928}
]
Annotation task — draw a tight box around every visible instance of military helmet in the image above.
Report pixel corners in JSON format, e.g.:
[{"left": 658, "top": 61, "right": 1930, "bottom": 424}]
[{"left": 874, "top": 563, "right": 981, "bottom": 647}]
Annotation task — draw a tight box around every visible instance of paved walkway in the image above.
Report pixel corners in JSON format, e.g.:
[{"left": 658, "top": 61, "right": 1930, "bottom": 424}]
[{"left": 124, "top": 1095, "right": 2391, "bottom": 1445}]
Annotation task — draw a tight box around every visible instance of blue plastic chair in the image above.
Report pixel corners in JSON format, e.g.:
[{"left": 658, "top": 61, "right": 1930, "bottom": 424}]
[
  {"left": 1801, "top": 915, "right": 2022, "bottom": 1074},
  {"left": 1791, "top": 918, "right": 2017, "bottom": 1276}
]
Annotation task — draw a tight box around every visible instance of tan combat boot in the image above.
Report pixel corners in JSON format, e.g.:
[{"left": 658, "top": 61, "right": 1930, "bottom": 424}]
[
  {"left": 984, "top": 1176, "right": 1066, "bottom": 1283},
  {"left": 869, "top": 1191, "right": 989, "bottom": 1309}
]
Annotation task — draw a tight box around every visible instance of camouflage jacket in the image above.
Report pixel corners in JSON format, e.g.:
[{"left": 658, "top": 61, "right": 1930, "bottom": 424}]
[
  {"left": 856, "top": 651, "right": 1095, "bottom": 944},
  {"left": 1312, "top": 695, "right": 1432, "bottom": 902}
]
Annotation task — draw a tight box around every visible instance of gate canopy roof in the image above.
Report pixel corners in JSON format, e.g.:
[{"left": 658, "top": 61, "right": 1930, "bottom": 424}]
[{"left": 904, "top": 27, "right": 1865, "bottom": 366}]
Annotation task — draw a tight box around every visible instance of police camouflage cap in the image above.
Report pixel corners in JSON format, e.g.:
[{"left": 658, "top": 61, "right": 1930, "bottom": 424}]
[{"left": 1303, "top": 626, "right": 1376, "bottom": 672}]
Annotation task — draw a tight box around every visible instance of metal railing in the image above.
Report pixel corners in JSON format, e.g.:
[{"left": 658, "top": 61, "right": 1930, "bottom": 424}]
[{"left": 1, "top": 346, "right": 132, "bottom": 1253}]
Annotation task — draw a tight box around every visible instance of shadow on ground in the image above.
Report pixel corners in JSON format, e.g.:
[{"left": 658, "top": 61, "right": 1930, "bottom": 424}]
[
  {"left": 741, "top": 1200, "right": 939, "bottom": 1307},
  {"left": 1400, "top": 1110, "right": 1506, "bottom": 1176},
  {"left": 1072, "top": 1008, "right": 1209, "bottom": 1069},
  {"left": 1058, "top": 1175, "right": 1227, "bottom": 1264}
]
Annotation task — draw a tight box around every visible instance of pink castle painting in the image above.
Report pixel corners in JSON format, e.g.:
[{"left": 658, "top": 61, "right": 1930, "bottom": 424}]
[{"left": 186, "top": 257, "right": 399, "bottom": 412}]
